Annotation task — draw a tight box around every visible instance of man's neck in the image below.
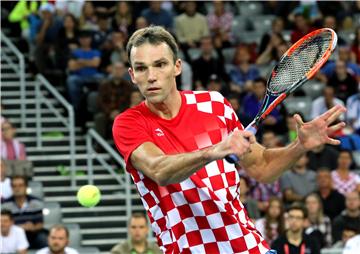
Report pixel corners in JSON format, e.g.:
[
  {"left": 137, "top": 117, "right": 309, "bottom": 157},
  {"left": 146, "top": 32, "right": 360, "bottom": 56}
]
[
  {"left": 146, "top": 90, "right": 182, "bottom": 120},
  {"left": 347, "top": 209, "right": 360, "bottom": 218},
  {"left": 319, "top": 187, "right": 331, "bottom": 198},
  {"left": 294, "top": 168, "right": 306, "bottom": 174},
  {"left": 132, "top": 240, "right": 147, "bottom": 253},
  {"left": 287, "top": 230, "right": 303, "bottom": 246},
  {"left": 15, "top": 196, "right": 26, "bottom": 208},
  {"left": 50, "top": 249, "right": 66, "bottom": 254}
]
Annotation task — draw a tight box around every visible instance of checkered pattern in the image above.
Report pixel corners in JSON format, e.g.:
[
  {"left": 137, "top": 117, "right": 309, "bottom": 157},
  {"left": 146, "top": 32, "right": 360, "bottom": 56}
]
[
  {"left": 331, "top": 170, "right": 360, "bottom": 195},
  {"left": 113, "top": 91, "right": 269, "bottom": 254}
]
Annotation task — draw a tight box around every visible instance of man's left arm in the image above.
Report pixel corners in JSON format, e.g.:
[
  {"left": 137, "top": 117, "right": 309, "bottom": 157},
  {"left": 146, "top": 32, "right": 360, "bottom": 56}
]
[{"left": 239, "top": 105, "right": 346, "bottom": 183}]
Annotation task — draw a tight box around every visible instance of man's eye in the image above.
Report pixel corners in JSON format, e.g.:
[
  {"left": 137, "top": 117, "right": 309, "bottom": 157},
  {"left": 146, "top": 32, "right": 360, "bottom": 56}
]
[{"left": 135, "top": 66, "right": 146, "bottom": 72}]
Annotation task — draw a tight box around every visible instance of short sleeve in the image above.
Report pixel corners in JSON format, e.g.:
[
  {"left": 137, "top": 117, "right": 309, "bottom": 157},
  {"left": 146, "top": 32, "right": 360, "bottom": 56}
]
[
  {"left": 16, "top": 226, "right": 29, "bottom": 251},
  {"left": 113, "top": 110, "right": 154, "bottom": 169}
]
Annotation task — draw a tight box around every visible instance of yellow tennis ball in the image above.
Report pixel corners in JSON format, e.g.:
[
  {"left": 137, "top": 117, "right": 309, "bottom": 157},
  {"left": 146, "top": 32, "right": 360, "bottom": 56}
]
[{"left": 77, "top": 185, "right": 101, "bottom": 207}]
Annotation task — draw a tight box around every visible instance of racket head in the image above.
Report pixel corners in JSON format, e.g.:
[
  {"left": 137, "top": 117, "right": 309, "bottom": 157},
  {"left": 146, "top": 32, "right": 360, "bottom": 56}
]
[{"left": 266, "top": 28, "right": 337, "bottom": 96}]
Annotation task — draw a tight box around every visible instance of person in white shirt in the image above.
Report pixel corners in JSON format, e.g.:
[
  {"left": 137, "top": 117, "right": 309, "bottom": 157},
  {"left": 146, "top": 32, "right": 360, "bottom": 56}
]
[
  {"left": 343, "top": 234, "right": 360, "bottom": 254},
  {"left": 36, "top": 225, "right": 79, "bottom": 254},
  {"left": 311, "top": 86, "right": 345, "bottom": 120},
  {"left": 346, "top": 92, "right": 360, "bottom": 134},
  {"left": 0, "top": 160, "right": 12, "bottom": 200},
  {"left": 0, "top": 209, "right": 29, "bottom": 254}
]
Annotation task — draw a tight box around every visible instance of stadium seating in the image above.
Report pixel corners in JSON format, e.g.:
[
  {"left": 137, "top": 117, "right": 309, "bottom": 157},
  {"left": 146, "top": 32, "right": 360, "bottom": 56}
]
[
  {"left": 43, "top": 202, "right": 62, "bottom": 229},
  {"left": 27, "top": 180, "right": 44, "bottom": 199}
]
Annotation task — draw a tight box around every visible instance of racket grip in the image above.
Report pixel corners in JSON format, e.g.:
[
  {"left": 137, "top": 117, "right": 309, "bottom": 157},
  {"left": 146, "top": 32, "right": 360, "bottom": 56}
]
[{"left": 224, "top": 122, "right": 258, "bottom": 164}]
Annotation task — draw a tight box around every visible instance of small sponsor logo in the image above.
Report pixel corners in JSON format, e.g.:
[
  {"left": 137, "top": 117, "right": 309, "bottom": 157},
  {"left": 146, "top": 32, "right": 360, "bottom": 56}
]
[{"left": 155, "top": 128, "right": 164, "bottom": 136}]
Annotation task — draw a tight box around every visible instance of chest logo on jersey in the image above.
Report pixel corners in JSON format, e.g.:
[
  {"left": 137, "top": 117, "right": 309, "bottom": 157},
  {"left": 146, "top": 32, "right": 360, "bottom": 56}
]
[{"left": 155, "top": 128, "right": 165, "bottom": 137}]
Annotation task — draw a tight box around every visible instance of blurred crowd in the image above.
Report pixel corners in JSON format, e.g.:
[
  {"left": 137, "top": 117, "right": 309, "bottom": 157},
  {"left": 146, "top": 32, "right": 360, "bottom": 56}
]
[{"left": 1, "top": 1, "right": 360, "bottom": 253}]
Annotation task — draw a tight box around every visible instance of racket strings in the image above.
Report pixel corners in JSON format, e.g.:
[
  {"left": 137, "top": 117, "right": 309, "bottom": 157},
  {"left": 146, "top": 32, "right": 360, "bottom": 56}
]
[{"left": 269, "top": 31, "right": 333, "bottom": 94}]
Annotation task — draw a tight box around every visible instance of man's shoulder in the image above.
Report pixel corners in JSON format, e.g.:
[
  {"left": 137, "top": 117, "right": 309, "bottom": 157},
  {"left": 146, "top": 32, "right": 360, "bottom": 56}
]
[
  {"left": 114, "top": 103, "right": 146, "bottom": 124},
  {"left": 10, "top": 224, "right": 26, "bottom": 235},
  {"left": 111, "top": 240, "right": 131, "bottom": 253}
]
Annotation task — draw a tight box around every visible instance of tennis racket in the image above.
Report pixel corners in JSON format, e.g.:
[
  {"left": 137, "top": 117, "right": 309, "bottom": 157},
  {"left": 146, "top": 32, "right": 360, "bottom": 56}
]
[{"left": 225, "top": 28, "right": 338, "bottom": 164}]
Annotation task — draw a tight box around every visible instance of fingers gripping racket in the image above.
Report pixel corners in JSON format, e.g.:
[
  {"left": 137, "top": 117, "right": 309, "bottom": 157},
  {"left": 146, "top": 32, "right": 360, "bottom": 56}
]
[{"left": 226, "top": 28, "right": 338, "bottom": 164}]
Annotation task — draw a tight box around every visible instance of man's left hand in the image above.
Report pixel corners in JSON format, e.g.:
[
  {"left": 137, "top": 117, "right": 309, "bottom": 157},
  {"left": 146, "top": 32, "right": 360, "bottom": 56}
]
[{"left": 295, "top": 104, "right": 346, "bottom": 150}]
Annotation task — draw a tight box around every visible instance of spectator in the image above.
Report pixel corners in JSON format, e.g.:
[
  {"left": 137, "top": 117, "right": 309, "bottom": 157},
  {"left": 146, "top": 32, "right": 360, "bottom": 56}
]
[
  {"left": 206, "top": 74, "right": 228, "bottom": 96},
  {"left": 258, "top": 17, "right": 285, "bottom": 55},
  {"left": 307, "top": 145, "right": 339, "bottom": 172},
  {"left": 134, "top": 16, "right": 149, "bottom": 31},
  {"left": 280, "top": 154, "right": 317, "bottom": 206},
  {"left": 229, "top": 45, "right": 260, "bottom": 94},
  {"left": 191, "top": 36, "right": 227, "bottom": 90},
  {"left": 111, "top": 2, "right": 133, "bottom": 36},
  {"left": 332, "top": 191, "right": 360, "bottom": 243},
  {"left": 0, "top": 209, "right": 29, "bottom": 254},
  {"left": 316, "top": 168, "right": 346, "bottom": 220},
  {"left": 175, "top": 1, "right": 209, "bottom": 61},
  {"left": 179, "top": 59, "right": 193, "bottom": 91},
  {"left": 261, "top": 130, "right": 282, "bottom": 149},
  {"left": 256, "top": 32, "right": 286, "bottom": 65},
  {"left": 327, "top": 60, "right": 358, "bottom": 102},
  {"left": 1, "top": 120, "right": 27, "bottom": 160},
  {"left": 1, "top": 175, "right": 47, "bottom": 249},
  {"left": 78, "top": 1, "right": 98, "bottom": 31},
  {"left": 310, "top": 86, "right": 345, "bottom": 121},
  {"left": 255, "top": 197, "right": 285, "bottom": 245},
  {"left": 241, "top": 78, "right": 283, "bottom": 129},
  {"left": 331, "top": 150, "right": 360, "bottom": 196},
  {"left": 206, "top": 1, "right": 233, "bottom": 49},
  {"left": 55, "top": 0, "right": 84, "bottom": 18},
  {"left": 33, "top": 3, "right": 63, "bottom": 76},
  {"left": 66, "top": 30, "right": 103, "bottom": 111},
  {"left": 92, "top": 13, "right": 112, "bottom": 49},
  {"left": 129, "top": 90, "right": 144, "bottom": 108},
  {"left": 332, "top": 225, "right": 358, "bottom": 248},
  {"left": 227, "top": 95, "right": 241, "bottom": 119},
  {"left": 304, "top": 193, "right": 332, "bottom": 248},
  {"left": 109, "top": 30, "right": 128, "bottom": 68},
  {"left": 290, "top": 13, "right": 316, "bottom": 44},
  {"left": 343, "top": 231, "right": 360, "bottom": 254},
  {"left": 1, "top": 160, "right": 12, "bottom": 201},
  {"left": 239, "top": 177, "right": 260, "bottom": 220},
  {"left": 36, "top": 224, "right": 79, "bottom": 254},
  {"left": 322, "top": 15, "right": 347, "bottom": 46},
  {"left": 285, "top": 113, "right": 298, "bottom": 144},
  {"left": 346, "top": 91, "right": 360, "bottom": 135},
  {"left": 141, "top": 2, "right": 173, "bottom": 30},
  {"left": 350, "top": 27, "right": 360, "bottom": 64},
  {"left": 94, "top": 62, "right": 133, "bottom": 139},
  {"left": 55, "top": 13, "right": 79, "bottom": 70},
  {"left": 110, "top": 212, "right": 162, "bottom": 254},
  {"left": 272, "top": 203, "right": 321, "bottom": 254}
]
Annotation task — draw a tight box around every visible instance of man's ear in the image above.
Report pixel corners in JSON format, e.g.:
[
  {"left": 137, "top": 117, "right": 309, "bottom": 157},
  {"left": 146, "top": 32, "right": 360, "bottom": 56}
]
[
  {"left": 174, "top": 59, "right": 182, "bottom": 77},
  {"left": 129, "top": 67, "right": 136, "bottom": 84}
]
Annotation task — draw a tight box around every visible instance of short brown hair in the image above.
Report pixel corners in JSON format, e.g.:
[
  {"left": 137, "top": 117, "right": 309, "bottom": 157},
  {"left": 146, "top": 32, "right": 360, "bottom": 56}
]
[
  {"left": 49, "top": 224, "right": 69, "bottom": 238},
  {"left": 128, "top": 212, "right": 147, "bottom": 225},
  {"left": 126, "top": 26, "right": 178, "bottom": 66}
]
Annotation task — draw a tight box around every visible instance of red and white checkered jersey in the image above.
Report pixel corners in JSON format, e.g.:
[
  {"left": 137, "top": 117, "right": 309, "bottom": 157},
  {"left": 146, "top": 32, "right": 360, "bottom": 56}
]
[{"left": 113, "top": 91, "right": 270, "bottom": 254}]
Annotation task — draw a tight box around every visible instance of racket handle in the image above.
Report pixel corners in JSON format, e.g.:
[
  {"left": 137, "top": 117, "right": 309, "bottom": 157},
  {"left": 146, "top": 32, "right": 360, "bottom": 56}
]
[{"left": 224, "top": 122, "right": 258, "bottom": 164}]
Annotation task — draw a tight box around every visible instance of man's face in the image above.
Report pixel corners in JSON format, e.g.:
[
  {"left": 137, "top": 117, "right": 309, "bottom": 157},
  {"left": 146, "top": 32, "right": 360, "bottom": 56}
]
[
  {"left": 79, "top": 36, "right": 92, "bottom": 48},
  {"left": 317, "top": 171, "right": 332, "bottom": 189},
  {"left": 129, "top": 217, "right": 149, "bottom": 243},
  {"left": 337, "top": 151, "right": 352, "bottom": 169},
  {"left": 200, "top": 38, "right": 213, "bottom": 55},
  {"left": 2, "top": 122, "right": 16, "bottom": 141},
  {"left": 345, "top": 192, "right": 360, "bottom": 212},
  {"left": 253, "top": 81, "right": 265, "bottom": 99},
  {"left": 11, "top": 178, "right": 27, "bottom": 198},
  {"left": 48, "top": 229, "right": 69, "bottom": 253},
  {"left": 262, "top": 132, "right": 277, "bottom": 148},
  {"left": 287, "top": 209, "right": 305, "bottom": 233},
  {"left": 129, "top": 43, "right": 181, "bottom": 104},
  {"left": 1, "top": 215, "right": 12, "bottom": 236},
  {"left": 293, "top": 155, "right": 307, "bottom": 171}
]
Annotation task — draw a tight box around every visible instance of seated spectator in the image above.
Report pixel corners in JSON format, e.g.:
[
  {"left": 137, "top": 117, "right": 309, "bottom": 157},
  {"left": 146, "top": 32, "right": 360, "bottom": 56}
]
[
  {"left": 272, "top": 203, "right": 321, "bottom": 254},
  {"left": 229, "top": 45, "right": 260, "bottom": 94},
  {"left": 322, "top": 15, "right": 347, "bottom": 46},
  {"left": 241, "top": 78, "right": 284, "bottom": 129},
  {"left": 346, "top": 91, "right": 360, "bottom": 135},
  {"left": 141, "top": 2, "right": 173, "bottom": 30},
  {"left": 258, "top": 17, "right": 285, "bottom": 55},
  {"left": 55, "top": 13, "right": 79, "bottom": 70},
  {"left": 205, "top": 74, "right": 229, "bottom": 96},
  {"left": 108, "top": 30, "right": 128, "bottom": 70},
  {"left": 129, "top": 90, "right": 144, "bottom": 108},
  {"left": 331, "top": 150, "right": 360, "bottom": 196},
  {"left": 0, "top": 209, "right": 29, "bottom": 254},
  {"left": 307, "top": 145, "right": 339, "bottom": 172},
  {"left": 227, "top": 95, "right": 241, "bottom": 119},
  {"left": 280, "top": 154, "right": 317, "bottom": 206},
  {"left": 175, "top": 1, "right": 209, "bottom": 62},
  {"left": 310, "top": 86, "right": 345, "bottom": 121},
  {"left": 304, "top": 193, "right": 332, "bottom": 248},
  {"left": 36, "top": 224, "right": 79, "bottom": 254},
  {"left": 261, "top": 130, "right": 283, "bottom": 149},
  {"left": 343, "top": 230, "right": 360, "bottom": 254},
  {"left": 332, "top": 225, "right": 358, "bottom": 249},
  {"left": 134, "top": 16, "right": 149, "bottom": 31},
  {"left": 1, "top": 120, "right": 27, "bottom": 160},
  {"left": 255, "top": 197, "right": 285, "bottom": 245},
  {"left": 1, "top": 175, "right": 47, "bottom": 249},
  {"left": 327, "top": 60, "right": 358, "bottom": 102},
  {"left": 111, "top": 212, "right": 161, "bottom": 254},
  {"left": 191, "top": 36, "right": 228, "bottom": 90},
  {"left": 111, "top": 1, "right": 133, "bottom": 36},
  {"left": 66, "top": 30, "right": 103, "bottom": 111},
  {"left": 33, "top": 3, "right": 63, "bottom": 76},
  {"left": 239, "top": 177, "right": 260, "bottom": 220},
  {"left": 94, "top": 62, "right": 133, "bottom": 139},
  {"left": 78, "top": 1, "right": 98, "bottom": 31},
  {"left": 206, "top": 1, "right": 233, "bottom": 49},
  {"left": 256, "top": 32, "right": 286, "bottom": 65},
  {"left": 290, "top": 13, "right": 316, "bottom": 44},
  {"left": 93, "top": 13, "right": 112, "bottom": 49},
  {"left": 316, "top": 168, "right": 346, "bottom": 220},
  {"left": 1, "top": 160, "right": 12, "bottom": 201},
  {"left": 55, "top": 0, "right": 84, "bottom": 18},
  {"left": 332, "top": 191, "right": 360, "bottom": 243}
]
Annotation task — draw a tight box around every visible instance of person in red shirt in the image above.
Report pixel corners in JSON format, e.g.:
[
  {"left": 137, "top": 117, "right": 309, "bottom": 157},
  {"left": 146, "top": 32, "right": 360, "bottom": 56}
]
[{"left": 112, "top": 26, "right": 346, "bottom": 254}]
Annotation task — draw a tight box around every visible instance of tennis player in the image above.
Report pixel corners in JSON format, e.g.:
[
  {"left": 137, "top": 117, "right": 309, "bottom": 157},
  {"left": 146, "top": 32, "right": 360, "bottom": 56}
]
[{"left": 113, "top": 26, "right": 345, "bottom": 254}]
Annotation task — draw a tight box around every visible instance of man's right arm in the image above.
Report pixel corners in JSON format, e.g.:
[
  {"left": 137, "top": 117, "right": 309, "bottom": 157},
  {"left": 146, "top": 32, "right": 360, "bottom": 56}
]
[{"left": 131, "top": 130, "right": 255, "bottom": 186}]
